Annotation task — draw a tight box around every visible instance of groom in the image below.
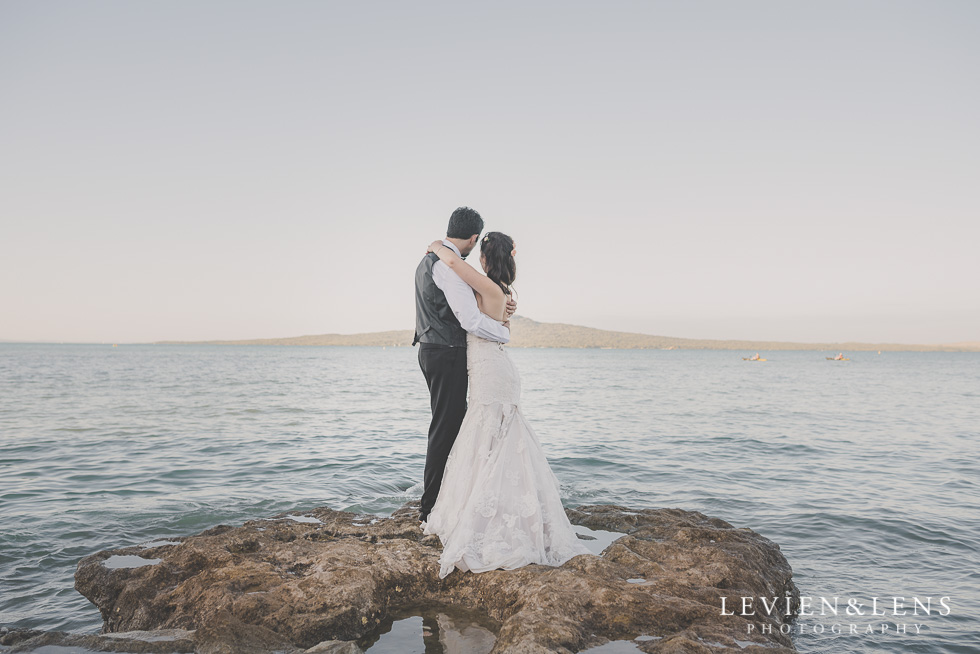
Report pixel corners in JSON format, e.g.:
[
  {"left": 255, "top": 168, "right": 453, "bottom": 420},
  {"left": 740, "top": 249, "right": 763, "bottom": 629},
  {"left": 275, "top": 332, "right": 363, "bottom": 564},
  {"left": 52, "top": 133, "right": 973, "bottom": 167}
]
[{"left": 413, "top": 207, "right": 516, "bottom": 523}]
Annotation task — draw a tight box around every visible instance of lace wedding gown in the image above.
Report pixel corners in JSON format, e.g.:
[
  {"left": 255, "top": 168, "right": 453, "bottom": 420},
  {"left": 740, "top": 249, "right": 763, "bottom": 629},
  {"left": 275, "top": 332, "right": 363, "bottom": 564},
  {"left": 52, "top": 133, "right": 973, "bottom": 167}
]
[{"left": 421, "top": 330, "right": 593, "bottom": 579}]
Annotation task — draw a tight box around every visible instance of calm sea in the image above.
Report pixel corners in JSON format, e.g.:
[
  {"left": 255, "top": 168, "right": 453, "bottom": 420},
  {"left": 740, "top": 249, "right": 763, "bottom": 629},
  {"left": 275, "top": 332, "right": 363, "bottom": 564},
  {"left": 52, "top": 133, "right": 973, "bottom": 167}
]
[{"left": 0, "top": 344, "right": 977, "bottom": 653}]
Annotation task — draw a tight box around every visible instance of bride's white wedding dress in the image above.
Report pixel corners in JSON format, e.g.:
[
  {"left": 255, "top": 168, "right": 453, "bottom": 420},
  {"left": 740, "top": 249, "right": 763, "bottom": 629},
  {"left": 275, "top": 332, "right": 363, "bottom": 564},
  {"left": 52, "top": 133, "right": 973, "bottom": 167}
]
[{"left": 421, "top": 329, "right": 593, "bottom": 579}]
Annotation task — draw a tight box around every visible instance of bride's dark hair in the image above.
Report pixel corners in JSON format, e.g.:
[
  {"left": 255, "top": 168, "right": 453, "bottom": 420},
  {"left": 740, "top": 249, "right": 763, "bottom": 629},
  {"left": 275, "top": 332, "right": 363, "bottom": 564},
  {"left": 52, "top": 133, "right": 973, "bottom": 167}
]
[{"left": 479, "top": 231, "right": 516, "bottom": 295}]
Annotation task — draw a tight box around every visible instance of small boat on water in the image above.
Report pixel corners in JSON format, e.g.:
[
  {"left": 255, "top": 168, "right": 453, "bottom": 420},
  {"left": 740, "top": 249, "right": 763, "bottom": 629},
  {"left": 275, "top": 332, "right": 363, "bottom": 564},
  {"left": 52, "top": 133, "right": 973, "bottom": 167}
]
[
  {"left": 742, "top": 357, "right": 767, "bottom": 361},
  {"left": 826, "top": 357, "right": 850, "bottom": 361}
]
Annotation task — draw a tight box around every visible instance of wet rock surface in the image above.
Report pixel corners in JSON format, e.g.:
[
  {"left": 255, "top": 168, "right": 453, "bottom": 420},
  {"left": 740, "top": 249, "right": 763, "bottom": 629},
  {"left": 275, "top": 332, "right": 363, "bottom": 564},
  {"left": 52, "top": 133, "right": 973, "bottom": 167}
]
[
  {"left": 0, "top": 626, "right": 197, "bottom": 653},
  {"left": 2, "top": 502, "right": 800, "bottom": 653}
]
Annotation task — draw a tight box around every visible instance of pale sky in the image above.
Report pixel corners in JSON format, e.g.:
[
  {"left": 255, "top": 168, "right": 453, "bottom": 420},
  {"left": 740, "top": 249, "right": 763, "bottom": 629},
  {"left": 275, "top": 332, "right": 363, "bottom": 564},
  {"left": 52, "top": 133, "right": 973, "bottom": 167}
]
[{"left": 2, "top": 1, "right": 978, "bottom": 344}]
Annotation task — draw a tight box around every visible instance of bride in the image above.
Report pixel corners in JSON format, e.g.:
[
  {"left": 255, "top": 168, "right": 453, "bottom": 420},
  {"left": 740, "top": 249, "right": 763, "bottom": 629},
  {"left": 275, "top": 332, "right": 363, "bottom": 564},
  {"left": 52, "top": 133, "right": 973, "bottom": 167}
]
[{"left": 421, "top": 231, "right": 592, "bottom": 579}]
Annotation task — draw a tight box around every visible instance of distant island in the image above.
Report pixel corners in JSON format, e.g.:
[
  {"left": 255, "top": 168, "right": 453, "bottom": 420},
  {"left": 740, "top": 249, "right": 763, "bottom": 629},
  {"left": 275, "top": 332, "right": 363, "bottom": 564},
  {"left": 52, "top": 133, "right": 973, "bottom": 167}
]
[{"left": 154, "top": 316, "right": 980, "bottom": 352}]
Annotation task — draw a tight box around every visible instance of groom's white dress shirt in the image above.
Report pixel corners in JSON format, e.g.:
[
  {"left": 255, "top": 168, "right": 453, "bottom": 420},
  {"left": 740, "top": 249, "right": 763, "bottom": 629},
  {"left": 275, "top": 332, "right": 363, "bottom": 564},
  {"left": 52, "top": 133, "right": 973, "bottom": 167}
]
[{"left": 432, "top": 240, "right": 510, "bottom": 344}]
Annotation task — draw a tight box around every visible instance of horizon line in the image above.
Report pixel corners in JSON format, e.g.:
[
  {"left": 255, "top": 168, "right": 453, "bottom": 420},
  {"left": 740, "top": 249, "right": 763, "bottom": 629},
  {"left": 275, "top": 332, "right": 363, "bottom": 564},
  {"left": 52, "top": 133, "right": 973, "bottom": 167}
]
[{"left": 2, "top": 316, "right": 977, "bottom": 349}]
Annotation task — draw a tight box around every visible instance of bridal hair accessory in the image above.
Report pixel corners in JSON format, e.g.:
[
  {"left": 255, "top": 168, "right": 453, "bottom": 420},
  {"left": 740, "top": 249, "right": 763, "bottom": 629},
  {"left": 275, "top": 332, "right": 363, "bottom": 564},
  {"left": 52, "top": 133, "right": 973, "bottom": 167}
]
[{"left": 482, "top": 233, "right": 516, "bottom": 256}]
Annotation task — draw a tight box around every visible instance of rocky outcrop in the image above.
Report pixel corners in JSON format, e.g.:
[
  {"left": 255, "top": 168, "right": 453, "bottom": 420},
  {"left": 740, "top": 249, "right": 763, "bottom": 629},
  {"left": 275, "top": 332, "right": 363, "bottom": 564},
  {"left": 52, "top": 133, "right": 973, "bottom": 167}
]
[
  {"left": 4, "top": 502, "right": 800, "bottom": 653},
  {"left": 0, "top": 626, "right": 197, "bottom": 652}
]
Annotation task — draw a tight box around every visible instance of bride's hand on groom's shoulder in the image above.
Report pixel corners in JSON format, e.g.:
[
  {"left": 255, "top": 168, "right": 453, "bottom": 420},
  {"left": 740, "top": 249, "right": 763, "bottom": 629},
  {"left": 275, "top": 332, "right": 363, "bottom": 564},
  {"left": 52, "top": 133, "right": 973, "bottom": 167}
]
[{"left": 426, "top": 240, "right": 443, "bottom": 254}]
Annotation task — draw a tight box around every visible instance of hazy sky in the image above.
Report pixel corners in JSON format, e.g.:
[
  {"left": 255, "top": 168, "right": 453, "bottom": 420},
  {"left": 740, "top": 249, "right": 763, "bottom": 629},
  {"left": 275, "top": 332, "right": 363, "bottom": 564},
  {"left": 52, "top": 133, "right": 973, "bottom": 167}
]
[{"left": 2, "top": 1, "right": 978, "bottom": 344}]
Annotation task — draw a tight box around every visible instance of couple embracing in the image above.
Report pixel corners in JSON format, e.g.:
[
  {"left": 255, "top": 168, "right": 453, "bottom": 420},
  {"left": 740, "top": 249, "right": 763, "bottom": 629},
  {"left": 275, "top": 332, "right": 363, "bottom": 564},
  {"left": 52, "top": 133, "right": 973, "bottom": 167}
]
[{"left": 413, "top": 206, "right": 591, "bottom": 579}]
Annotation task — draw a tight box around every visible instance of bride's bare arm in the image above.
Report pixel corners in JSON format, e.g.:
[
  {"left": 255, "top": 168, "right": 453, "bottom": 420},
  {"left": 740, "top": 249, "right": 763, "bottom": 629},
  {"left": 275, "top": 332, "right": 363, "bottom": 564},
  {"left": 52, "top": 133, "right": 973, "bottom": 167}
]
[{"left": 427, "top": 241, "right": 505, "bottom": 302}]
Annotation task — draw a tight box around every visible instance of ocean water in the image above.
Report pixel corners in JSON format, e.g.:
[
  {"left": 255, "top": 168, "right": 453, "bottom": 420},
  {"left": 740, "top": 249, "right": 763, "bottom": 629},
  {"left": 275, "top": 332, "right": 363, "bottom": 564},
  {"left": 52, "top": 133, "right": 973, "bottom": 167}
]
[{"left": 0, "top": 343, "right": 977, "bottom": 653}]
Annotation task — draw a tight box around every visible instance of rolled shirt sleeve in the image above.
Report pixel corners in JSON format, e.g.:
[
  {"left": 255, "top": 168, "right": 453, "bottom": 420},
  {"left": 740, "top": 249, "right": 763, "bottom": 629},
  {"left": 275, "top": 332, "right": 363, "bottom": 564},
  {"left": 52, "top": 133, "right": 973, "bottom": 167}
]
[{"left": 432, "top": 257, "right": 511, "bottom": 344}]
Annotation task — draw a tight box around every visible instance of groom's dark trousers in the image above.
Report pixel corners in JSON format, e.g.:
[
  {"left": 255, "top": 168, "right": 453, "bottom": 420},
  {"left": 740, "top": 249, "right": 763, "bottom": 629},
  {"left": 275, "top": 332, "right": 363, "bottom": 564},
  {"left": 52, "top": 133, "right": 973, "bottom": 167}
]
[{"left": 417, "top": 342, "right": 467, "bottom": 520}]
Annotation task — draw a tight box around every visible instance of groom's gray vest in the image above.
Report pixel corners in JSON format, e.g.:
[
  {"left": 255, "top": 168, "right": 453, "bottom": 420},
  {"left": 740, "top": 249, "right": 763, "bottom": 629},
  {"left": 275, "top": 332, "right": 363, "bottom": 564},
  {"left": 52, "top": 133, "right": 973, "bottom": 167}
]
[{"left": 413, "top": 252, "right": 467, "bottom": 347}]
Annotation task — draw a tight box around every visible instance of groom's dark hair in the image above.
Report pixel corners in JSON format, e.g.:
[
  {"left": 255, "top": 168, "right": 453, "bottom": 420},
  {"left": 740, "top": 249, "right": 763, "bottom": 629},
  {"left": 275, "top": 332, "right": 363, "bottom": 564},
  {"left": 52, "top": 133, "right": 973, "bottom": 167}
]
[{"left": 446, "top": 207, "right": 484, "bottom": 239}]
